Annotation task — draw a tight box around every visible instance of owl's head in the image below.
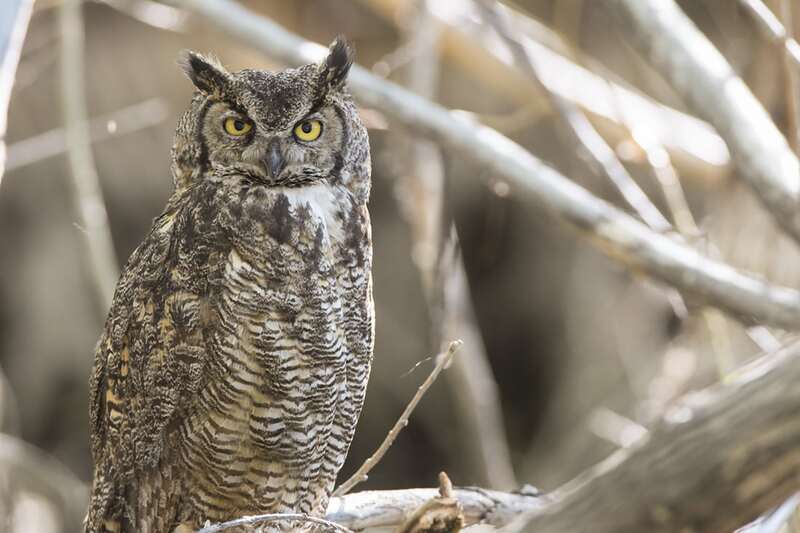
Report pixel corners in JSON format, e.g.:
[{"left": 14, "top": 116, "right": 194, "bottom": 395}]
[{"left": 172, "top": 37, "right": 370, "bottom": 201}]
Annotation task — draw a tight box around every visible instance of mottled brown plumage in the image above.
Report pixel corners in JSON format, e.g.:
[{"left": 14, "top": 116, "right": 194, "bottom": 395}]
[{"left": 86, "top": 38, "right": 373, "bottom": 532}]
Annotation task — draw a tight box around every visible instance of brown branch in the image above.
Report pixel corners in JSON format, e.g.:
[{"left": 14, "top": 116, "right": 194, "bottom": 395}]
[
  {"left": 333, "top": 341, "right": 462, "bottom": 497},
  {"left": 394, "top": 472, "right": 465, "bottom": 533},
  {"left": 608, "top": 0, "right": 800, "bottom": 245},
  {"left": 780, "top": 0, "right": 800, "bottom": 155}
]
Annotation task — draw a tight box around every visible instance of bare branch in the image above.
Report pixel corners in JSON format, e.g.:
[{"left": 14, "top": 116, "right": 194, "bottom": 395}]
[
  {"left": 477, "top": 0, "right": 672, "bottom": 233},
  {"left": 507, "top": 339, "right": 800, "bottom": 533},
  {"left": 334, "top": 341, "right": 462, "bottom": 497},
  {"left": 608, "top": 0, "right": 800, "bottom": 245},
  {"left": 394, "top": 472, "right": 465, "bottom": 533},
  {"left": 163, "top": 0, "right": 800, "bottom": 329},
  {"left": 60, "top": 0, "right": 119, "bottom": 311},
  {"left": 325, "top": 485, "right": 542, "bottom": 531},
  {"left": 357, "top": 0, "right": 730, "bottom": 179}
]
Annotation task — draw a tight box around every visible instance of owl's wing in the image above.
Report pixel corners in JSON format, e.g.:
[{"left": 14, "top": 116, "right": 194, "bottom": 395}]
[{"left": 87, "top": 189, "right": 224, "bottom": 530}]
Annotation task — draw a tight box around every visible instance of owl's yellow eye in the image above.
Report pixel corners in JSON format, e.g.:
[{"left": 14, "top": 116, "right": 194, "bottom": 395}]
[
  {"left": 293, "top": 120, "right": 322, "bottom": 142},
  {"left": 224, "top": 117, "right": 253, "bottom": 136}
]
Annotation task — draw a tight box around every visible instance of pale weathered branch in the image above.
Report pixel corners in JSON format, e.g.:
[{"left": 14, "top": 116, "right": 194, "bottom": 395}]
[
  {"left": 332, "top": 333, "right": 800, "bottom": 533},
  {"left": 334, "top": 341, "right": 462, "bottom": 497},
  {"left": 608, "top": 0, "right": 800, "bottom": 245},
  {"left": 167, "top": 0, "right": 800, "bottom": 329},
  {"left": 477, "top": 0, "right": 672, "bottom": 233},
  {"left": 325, "top": 485, "right": 542, "bottom": 531},
  {"left": 60, "top": 0, "right": 119, "bottom": 311},
  {"left": 507, "top": 339, "right": 800, "bottom": 533}
]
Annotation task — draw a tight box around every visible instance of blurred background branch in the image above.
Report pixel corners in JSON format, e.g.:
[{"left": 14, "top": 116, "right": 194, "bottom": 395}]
[
  {"left": 609, "top": 0, "right": 800, "bottom": 245},
  {"left": 60, "top": 0, "right": 118, "bottom": 313},
  {"left": 0, "top": 0, "right": 34, "bottom": 183}
]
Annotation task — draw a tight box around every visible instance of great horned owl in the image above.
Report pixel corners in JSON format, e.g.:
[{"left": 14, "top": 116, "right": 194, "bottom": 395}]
[{"left": 86, "top": 38, "right": 373, "bottom": 532}]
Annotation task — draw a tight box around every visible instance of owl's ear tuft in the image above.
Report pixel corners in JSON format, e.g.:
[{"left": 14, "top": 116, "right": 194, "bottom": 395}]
[
  {"left": 319, "top": 36, "right": 354, "bottom": 91},
  {"left": 178, "top": 50, "right": 230, "bottom": 95}
]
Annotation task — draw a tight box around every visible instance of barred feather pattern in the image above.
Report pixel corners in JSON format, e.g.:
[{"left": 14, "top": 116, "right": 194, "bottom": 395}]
[
  {"left": 87, "top": 174, "right": 372, "bottom": 532},
  {"left": 86, "top": 39, "right": 372, "bottom": 532}
]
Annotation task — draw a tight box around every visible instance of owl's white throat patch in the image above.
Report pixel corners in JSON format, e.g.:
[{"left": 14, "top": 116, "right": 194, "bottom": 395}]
[{"left": 278, "top": 183, "right": 345, "bottom": 242}]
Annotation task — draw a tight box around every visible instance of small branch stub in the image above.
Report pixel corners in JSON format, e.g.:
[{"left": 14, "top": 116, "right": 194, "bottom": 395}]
[{"left": 395, "top": 472, "right": 465, "bottom": 533}]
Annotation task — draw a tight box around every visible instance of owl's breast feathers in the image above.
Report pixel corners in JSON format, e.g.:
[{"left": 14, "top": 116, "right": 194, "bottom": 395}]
[{"left": 87, "top": 175, "right": 373, "bottom": 532}]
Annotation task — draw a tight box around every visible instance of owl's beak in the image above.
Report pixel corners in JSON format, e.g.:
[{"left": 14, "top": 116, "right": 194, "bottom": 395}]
[{"left": 265, "top": 140, "right": 285, "bottom": 179}]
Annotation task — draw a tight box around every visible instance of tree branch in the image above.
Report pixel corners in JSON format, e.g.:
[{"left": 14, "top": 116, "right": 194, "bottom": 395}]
[
  {"left": 166, "top": 0, "right": 800, "bottom": 329},
  {"left": 507, "top": 339, "right": 800, "bottom": 533},
  {"left": 325, "top": 485, "right": 542, "bottom": 531},
  {"left": 329, "top": 331, "right": 800, "bottom": 533},
  {"left": 608, "top": 0, "right": 800, "bottom": 245},
  {"left": 356, "top": 0, "right": 730, "bottom": 180}
]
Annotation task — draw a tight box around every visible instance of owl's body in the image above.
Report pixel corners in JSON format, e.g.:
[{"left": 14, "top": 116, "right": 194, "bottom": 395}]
[{"left": 86, "top": 40, "right": 373, "bottom": 532}]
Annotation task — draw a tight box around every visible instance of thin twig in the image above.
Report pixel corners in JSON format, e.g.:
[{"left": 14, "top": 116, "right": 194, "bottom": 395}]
[
  {"left": 166, "top": 0, "right": 800, "bottom": 328},
  {"left": 334, "top": 340, "right": 462, "bottom": 497},
  {"left": 60, "top": 0, "right": 119, "bottom": 312},
  {"left": 197, "top": 513, "right": 354, "bottom": 533}
]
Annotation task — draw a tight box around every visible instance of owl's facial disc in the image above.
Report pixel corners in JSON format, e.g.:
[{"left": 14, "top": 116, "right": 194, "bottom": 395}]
[{"left": 179, "top": 38, "right": 355, "bottom": 188}]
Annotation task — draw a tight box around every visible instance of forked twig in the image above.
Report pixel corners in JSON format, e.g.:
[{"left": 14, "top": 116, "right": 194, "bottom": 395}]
[{"left": 333, "top": 341, "right": 463, "bottom": 497}]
